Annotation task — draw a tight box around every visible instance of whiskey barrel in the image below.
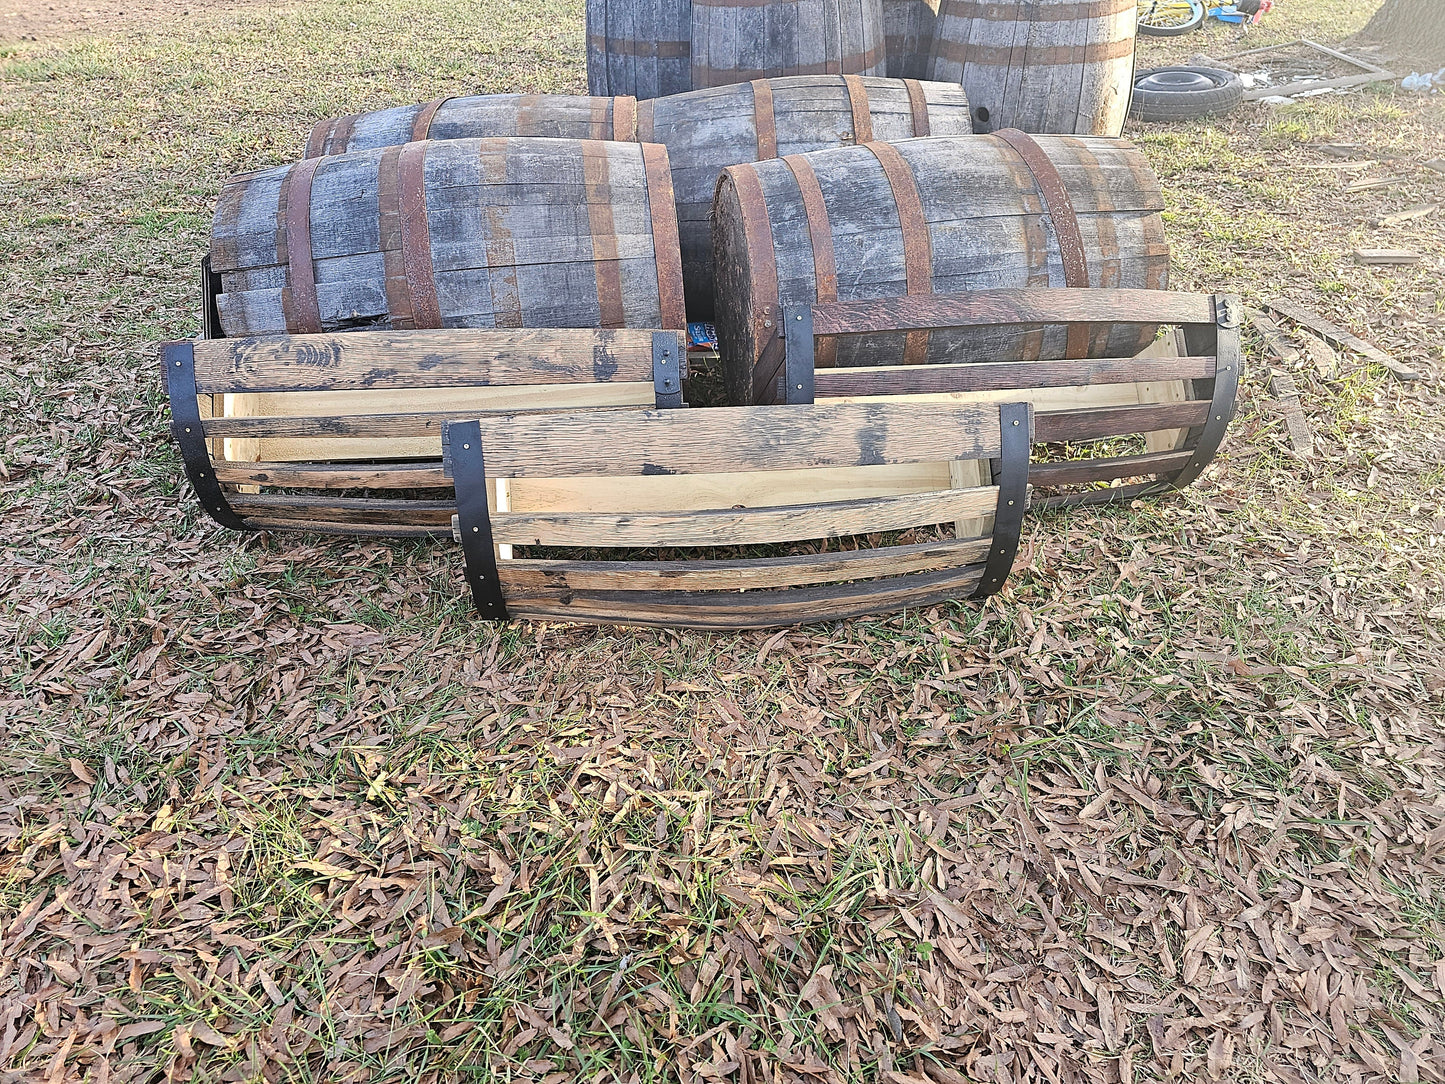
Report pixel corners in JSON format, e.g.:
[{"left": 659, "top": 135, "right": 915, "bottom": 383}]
[
  {"left": 642, "top": 75, "right": 970, "bottom": 315},
  {"left": 712, "top": 132, "right": 1168, "bottom": 404},
  {"left": 690, "top": 0, "right": 887, "bottom": 86},
  {"left": 304, "top": 94, "right": 640, "bottom": 158},
  {"left": 587, "top": 0, "right": 888, "bottom": 97},
  {"left": 587, "top": 0, "right": 694, "bottom": 99},
  {"left": 927, "top": 0, "right": 1136, "bottom": 135},
  {"left": 883, "top": 0, "right": 937, "bottom": 79},
  {"left": 299, "top": 78, "right": 971, "bottom": 319},
  {"left": 210, "top": 137, "right": 685, "bottom": 337}
]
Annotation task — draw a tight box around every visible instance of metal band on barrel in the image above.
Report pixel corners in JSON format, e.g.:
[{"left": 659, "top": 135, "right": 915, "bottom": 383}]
[
  {"left": 843, "top": 74, "right": 873, "bottom": 144},
  {"left": 864, "top": 141, "right": 932, "bottom": 365},
  {"left": 991, "top": 128, "right": 1090, "bottom": 357},
  {"left": 410, "top": 97, "right": 449, "bottom": 143},
  {"left": 280, "top": 157, "right": 323, "bottom": 334},
  {"left": 781, "top": 153, "right": 838, "bottom": 368},
  {"left": 641, "top": 142, "right": 687, "bottom": 329},
  {"left": 903, "top": 79, "right": 930, "bottom": 136},
  {"left": 397, "top": 141, "right": 443, "bottom": 328},
  {"left": 751, "top": 79, "right": 778, "bottom": 160},
  {"left": 612, "top": 96, "right": 638, "bottom": 141}
]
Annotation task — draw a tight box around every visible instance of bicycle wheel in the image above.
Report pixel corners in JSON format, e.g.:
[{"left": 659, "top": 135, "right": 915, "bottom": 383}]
[{"left": 1137, "top": 0, "right": 1205, "bottom": 35}]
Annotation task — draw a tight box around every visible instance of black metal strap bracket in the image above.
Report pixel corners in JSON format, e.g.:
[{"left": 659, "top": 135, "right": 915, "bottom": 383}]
[
  {"left": 972, "top": 401, "right": 1032, "bottom": 599},
  {"left": 1164, "top": 293, "right": 1243, "bottom": 493},
  {"left": 783, "top": 304, "right": 815, "bottom": 404},
  {"left": 652, "top": 331, "right": 685, "bottom": 408},
  {"left": 200, "top": 255, "right": 224, "bottom": 341},
  {"left": 163, "top": 341, "right": 246, "bottom": 530},
  {"left": 446, "top": 419, "right": 510, "bottom": 621}
]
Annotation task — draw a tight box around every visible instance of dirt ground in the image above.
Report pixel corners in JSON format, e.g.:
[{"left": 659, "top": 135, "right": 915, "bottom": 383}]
[{"left": 1, "top": 0, "right": 249, "bottom": 40}]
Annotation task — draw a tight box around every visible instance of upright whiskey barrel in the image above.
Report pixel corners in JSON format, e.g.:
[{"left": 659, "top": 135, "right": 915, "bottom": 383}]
[
  {"left": 587, "top": 0, "right": 694, "bottom": 99},
  {"left": 711, "top": 132, "right": 1168, "bottom": 405},
  {"left": 642, "top": 75, "right": 970, "bottom": 315},
  {"left": 883, "top": 0, "right": 937, "bottom": 79},
  {"left": 927, "top": 0, "right": 1136, "bottom": 135},
  {"left": 690, "top": 0, "right": 887, "bottom": 86},
  {"left": 210, "top": 137, "right": 685, "bottom": 337},
  {"left": 305, "top": 94, "right": 640, "bottom": 158},
  {"left": 301, "top": 78, "right": 971, "bottom": 319}
]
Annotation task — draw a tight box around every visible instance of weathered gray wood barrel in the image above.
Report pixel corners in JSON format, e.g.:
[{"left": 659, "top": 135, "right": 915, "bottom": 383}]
[
  {"left": 712, "top": 132, "right": 1168, "bottom": 405},
  {"left": 642, "top": 75, "right": 970, "bottom": 315},
  {"left": 298, "top": 78, "right": 971, "bottom": 320},
  {"left": 305, "top": 94, "right": 640, "bottom": 158},
  {"left": 210, "top": 137, "right": 685, "bottom": 337},
  {"left": 587, "top": 0, "right": 694, "bottom": 99},
  {"left": 883, "top": 0, "right": 937, "bottom": 79},
  {"left": 690, "top": 0, "right": 887, "bottom": 86},
  {"left": 926, "top": 0, "right": 1136, "bottom": 135}
]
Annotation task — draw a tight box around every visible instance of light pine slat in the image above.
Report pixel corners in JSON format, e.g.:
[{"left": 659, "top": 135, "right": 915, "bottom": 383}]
[
  {"left": 497, "top": 535, "right": 992, "bottom": 592},
  {"left": 459, "top": 402, "right": 1005, "bottom": 477},
  {"left": 192, "top": 329, "right": 676, "bottom": 393},
  {"left": 488, "top": 485, "right": 999, "bottom": 546}
]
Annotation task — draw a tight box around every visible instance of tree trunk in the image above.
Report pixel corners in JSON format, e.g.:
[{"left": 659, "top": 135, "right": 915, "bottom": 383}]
[{"left": 1360, "top": 0, "right": 1445, "bottom": 63}]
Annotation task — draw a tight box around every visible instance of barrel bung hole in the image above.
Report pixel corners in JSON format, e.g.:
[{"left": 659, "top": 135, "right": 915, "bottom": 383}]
[{"left": 974, "top": 106, "right": 990, "bottom": 128}]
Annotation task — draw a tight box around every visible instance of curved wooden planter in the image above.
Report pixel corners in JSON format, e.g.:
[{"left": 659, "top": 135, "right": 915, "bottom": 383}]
[
  {"left": 762, "top": 286, "right": 1243, "bottom": 508},
  {"left": 443, "top": 399, "right": 1032, "bottom": 628},
  {"left": 169, "top": 272, "right": 1240, "bottom": 630}
]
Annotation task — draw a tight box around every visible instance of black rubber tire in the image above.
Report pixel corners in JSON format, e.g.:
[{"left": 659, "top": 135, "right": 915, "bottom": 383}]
[
  {"left": 1128, "top": 66, "right": 1244, "bottom": 121},
  {"left": 1137, "top": 0, "right": 1205, "bottom": 36}
]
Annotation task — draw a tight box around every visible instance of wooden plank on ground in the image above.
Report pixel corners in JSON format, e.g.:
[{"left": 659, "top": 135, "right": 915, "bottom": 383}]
[
  {"left": 1269, "top": 370, "right": 1314, "bottom": 456},
  {"left": 1248, "top": 309, "right": 1300, "bottom": 365},
  {"left": 1353, "top": 249, "right": 1420, "bottom": 266},
  {"left": 1261, "top": 298, "right": 1420, "bottom": 381},
  {"left": 1375, "top": 204, "right": 1437, "bottom": 227}
]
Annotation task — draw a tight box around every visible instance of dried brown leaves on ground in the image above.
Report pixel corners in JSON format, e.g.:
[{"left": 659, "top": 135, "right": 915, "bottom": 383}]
[{"left": 2, "top": 1, "right": 1444, "bottom": 1081}]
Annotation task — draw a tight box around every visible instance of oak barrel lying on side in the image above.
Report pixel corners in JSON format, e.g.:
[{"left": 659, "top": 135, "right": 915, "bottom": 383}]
[
  {"left": 642, "top": 75, "right": 970, "bottom": 315},
  {"left": 587, "top": 0, "right": 694, "bottom": 99},
  {"left": 305, "top": 94, "right": 641, "bottom": 158},
  {"left": 210, "top": 137, "right": 685, "bottom": 337},
  {"left": 927, "top": 0, "right": 1136, "bottom": 135},
  {"left": 883, "top": 0, "right": 937, "bottom": 79},
  {"left": 712, "top": 132, "right": 1168, "bottom": 405},
  {"left": 300, "top": 78, "right": 971, "bottom": 319}
]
